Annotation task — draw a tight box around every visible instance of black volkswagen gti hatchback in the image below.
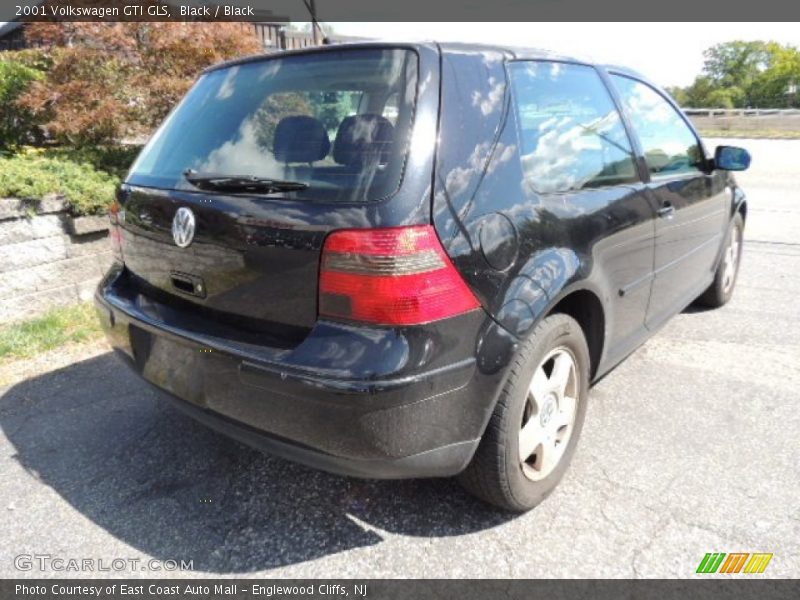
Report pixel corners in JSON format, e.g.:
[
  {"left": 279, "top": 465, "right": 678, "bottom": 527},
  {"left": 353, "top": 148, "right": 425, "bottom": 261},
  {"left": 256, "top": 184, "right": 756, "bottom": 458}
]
[{"left": 96, "top": 42, "right": 750, "bottom": 511}]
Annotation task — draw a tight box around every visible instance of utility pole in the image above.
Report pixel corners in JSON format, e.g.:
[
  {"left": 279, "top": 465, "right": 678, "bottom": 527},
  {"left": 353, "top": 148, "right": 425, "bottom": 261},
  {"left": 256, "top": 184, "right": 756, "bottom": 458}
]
[{"left": 303, "top": 0, "right": 322, "bottom": 45}]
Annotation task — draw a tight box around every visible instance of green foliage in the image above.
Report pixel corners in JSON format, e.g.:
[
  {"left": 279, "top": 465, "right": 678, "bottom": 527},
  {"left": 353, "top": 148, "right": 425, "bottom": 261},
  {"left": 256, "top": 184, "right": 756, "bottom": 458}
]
[
  {"left": 684, "top": 76, "right": 716, "bottom": 107},
  {"left": 748, "top": 43, "right": 800, "bottom": 108},
  {"left": 674, "top": 41, "right": 800, "bottom": 108},
  {"left": 41, "top": 145, "right": 142, "bottom": 180},
  {"left": 703, "top": 41, "right": 771, "bottom": 92},
  {"left": 0, "top": 57, "right": 45, "bottom": 149},
  {"left": 2, "top": 48, "right": 53, "bottom": 73},
  {"left": 705, "top": 88, "right": 737, "bottom": 109},
  {"left": 665, "top": 86, "right": 689, "bottom": 106},
  {"left": 0, "top": 303, "right": 102, "bottom": 364},
  {"left": 683, "top": 77, "right": 740, "bottom": 108},
  {"left": 0, "top": 150, "right": 120, "bottom": 216}
]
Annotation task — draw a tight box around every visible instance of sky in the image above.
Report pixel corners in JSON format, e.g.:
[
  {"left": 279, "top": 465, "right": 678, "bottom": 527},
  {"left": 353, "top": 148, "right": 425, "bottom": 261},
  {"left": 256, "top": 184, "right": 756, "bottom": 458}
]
[
  {"left": 2, "top": 20, "right": 797, "bottom": 88},
  {"left": 330, "top": 22, "right": 800, "bottom": 88}
]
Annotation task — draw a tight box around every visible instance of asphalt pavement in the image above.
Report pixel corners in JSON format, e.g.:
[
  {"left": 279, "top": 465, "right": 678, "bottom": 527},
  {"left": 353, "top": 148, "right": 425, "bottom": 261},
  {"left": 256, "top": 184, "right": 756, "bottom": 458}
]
[{"left": 0, "top": 138, "right": 798, "bottom": 578}]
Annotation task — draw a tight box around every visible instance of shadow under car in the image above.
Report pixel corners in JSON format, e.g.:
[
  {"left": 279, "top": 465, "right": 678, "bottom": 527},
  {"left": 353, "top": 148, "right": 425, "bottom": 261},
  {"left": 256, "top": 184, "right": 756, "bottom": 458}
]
[{"left": 0, "top": 352, "right": 515, "bottom": 573}]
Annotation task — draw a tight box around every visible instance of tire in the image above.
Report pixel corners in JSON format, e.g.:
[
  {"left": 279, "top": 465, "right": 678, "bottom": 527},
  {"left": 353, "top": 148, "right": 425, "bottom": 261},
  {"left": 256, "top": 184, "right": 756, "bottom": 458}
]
[
  {"left": 459, "top": 313, "right": 590, "bottom": 512},
  {"left": 696, "top": 212, "right": 744, "bottom": 309}
]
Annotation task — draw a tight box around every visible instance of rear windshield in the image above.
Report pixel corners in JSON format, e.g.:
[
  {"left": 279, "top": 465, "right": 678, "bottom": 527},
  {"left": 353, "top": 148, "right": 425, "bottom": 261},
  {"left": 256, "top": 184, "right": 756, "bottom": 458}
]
[{"left": 127, "top": 48, "right": 418, "bottom": 203}]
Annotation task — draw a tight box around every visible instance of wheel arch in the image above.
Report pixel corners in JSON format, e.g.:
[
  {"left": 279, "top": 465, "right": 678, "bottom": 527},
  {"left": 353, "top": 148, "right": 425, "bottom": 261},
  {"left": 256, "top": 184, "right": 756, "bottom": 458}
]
[
  {"left": 544, "top": 286, "right": 606, "bottom": 381},
  {"left": 732, "top": 181, "right": 747, "bottom": 222},
  {"left": 737, "top": 198, "right": 748, "bottom": 222}
]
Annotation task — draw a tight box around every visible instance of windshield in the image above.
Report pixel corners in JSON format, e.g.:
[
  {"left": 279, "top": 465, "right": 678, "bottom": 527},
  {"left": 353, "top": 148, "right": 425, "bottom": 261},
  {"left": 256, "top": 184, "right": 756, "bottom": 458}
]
[{"left": 128, "top": 48, "right": 418, "bottom": 203}]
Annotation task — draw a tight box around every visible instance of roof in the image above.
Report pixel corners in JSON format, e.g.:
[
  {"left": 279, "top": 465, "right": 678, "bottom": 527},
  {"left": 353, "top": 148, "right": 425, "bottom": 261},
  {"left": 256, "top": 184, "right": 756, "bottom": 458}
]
[
  {"left": 0, "top": 21, "right": 24, "bottom": 39},
  {"left": 203, "top": 40, "right": 581, "bottom": 73},
  {"left": 436, "top": 42, "right": 649, "bottom": 80},
  {"left": 201, "top": 40, "right": 656, "bottom": 86},
  {"left": 437, "top": 41, "right": 582, "bottom": 63},
  {"left": 203, "top": 41, "right": 438, "bottom": 74}
]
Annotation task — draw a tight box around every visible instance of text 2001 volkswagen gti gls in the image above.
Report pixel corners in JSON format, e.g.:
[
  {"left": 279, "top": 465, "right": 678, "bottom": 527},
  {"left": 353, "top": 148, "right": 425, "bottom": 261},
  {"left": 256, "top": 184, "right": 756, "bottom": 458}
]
[{"left": 96, "top": 42, "right": 750, "bottom": 511}]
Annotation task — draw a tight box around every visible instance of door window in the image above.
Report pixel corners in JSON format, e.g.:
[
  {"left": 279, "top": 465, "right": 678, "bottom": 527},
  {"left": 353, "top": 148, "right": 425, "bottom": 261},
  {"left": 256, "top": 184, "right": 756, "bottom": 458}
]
[
  {"left": 611, "top": 75, "right": 704, "bottom": 177},
  {"left": 508, "top": 61, "right": 638, "bottom": 195}
]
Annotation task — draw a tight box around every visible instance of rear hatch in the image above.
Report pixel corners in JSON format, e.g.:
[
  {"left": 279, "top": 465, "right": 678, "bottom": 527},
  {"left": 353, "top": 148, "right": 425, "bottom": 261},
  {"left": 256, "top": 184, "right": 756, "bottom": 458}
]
[{"left": 119, "top": 47, "right": 419, "bottom": 341}]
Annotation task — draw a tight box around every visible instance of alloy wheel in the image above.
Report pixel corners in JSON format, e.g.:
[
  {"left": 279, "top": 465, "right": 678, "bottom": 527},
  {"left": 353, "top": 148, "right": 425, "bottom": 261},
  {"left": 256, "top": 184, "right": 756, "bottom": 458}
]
[
  {"left": 722, "top": 225, "right": 741, "bottom": 295},
  {"left": 519, "top": 347, "right": 579, "bottom": 481}
]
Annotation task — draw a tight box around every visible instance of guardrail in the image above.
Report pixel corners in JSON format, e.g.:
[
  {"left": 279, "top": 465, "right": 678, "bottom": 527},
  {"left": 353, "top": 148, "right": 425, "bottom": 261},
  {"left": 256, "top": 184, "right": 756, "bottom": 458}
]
[{"left": 684, "top": 108, "right": 800, "bottom": 116}]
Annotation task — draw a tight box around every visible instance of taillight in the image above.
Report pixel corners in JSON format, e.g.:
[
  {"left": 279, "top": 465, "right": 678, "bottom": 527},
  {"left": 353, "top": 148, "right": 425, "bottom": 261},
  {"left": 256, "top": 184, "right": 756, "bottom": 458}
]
[
  {"left": 319, "top": 225, "right": 480, "bottom": 326},
  {"left": 108, "top": 200, "right": 124, "bottom": 261}
]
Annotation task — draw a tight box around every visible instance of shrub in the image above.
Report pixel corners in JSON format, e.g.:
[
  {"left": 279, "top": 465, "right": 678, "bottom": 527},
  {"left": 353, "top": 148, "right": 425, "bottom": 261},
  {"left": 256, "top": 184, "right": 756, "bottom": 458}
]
[
  {"left": 40, "top": 145, "right": 142, "bottom": 180},
  {"left": 0, "top": 58, "right": 45, "bottom": 149},
  {"left": 2, "top": 48, "right": 53, "bottom": 73},
  {"left": 0, "top": 151, "right": 120, "bottom": 216}
]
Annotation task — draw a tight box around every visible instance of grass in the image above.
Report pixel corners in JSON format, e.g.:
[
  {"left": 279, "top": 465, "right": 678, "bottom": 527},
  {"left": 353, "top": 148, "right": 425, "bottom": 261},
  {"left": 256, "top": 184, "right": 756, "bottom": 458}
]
[
  {"left": 0, "top": 303, "right": 103, "bottom": 364},
  {"left": 698, "top": 128, "right": 800, "bottom": 140}
]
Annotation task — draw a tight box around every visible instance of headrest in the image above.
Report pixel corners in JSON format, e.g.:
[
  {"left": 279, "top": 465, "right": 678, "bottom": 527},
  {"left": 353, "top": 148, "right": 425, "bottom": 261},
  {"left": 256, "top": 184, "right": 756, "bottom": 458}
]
[
  {"left": 333, "top": 114, "right": 394, "bottom": 167},
  {"left": 273, "top": 115, "right": 331, "bottom": 163}
]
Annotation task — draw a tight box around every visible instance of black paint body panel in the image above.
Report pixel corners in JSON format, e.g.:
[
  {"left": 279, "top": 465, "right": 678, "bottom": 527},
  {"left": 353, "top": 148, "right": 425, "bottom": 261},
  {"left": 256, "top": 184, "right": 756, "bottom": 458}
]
[
  {"left": 96, "top": 265, "right": 507, "bottom": 476},
  {"left": 432, "top": 44, "right": 740, "bottom": 377}
]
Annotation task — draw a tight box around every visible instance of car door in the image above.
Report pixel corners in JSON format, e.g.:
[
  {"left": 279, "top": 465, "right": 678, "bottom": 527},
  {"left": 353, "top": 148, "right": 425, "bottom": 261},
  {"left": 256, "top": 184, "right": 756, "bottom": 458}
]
[
  {"left": 609, "top": 74, "right": 728, "bottom": 329},
  {"left": 500, "top": 61, "right": 658, "bottom": 364}
]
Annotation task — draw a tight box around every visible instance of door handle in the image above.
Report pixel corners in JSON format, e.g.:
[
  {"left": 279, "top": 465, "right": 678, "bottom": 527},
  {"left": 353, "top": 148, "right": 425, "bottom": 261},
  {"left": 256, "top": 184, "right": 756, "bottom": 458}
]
[{"left": 657, "top": 202, "right": 675, "bottom": 218}]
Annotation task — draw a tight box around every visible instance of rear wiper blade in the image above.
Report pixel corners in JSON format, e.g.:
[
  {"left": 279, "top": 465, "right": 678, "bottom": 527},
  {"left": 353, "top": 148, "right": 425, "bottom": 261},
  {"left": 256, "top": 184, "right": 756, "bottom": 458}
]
[{"left": 183, "top": 169, "right": 308, "bottom": 193}]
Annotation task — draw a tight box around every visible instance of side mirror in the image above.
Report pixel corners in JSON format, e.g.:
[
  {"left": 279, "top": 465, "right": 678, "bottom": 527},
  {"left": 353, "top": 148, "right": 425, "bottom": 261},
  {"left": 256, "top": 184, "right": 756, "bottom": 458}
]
[{"left": 715, "top": 145, "right": 751, "bottom": 171}]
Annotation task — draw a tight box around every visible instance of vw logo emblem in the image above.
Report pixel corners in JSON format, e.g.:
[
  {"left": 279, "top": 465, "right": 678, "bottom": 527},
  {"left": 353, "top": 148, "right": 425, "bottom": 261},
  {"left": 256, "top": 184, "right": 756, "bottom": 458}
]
[{"left": 172, "top": 207, "right": 196, "bottom": 248}]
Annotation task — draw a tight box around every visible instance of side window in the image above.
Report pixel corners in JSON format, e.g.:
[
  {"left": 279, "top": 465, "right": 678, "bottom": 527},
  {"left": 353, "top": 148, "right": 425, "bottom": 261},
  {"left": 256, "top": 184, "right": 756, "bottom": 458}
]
[
  {"left": 611, "top": 75, "right": 704, "bottom": 176},
  {"left": 508, "top": 61, "right": 638, "bottom": 195}
]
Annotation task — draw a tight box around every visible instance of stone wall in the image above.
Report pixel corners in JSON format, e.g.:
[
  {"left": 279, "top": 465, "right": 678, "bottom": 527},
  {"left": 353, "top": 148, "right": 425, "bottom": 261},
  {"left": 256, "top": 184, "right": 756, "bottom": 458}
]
[{"left": 0, "top": 196, "right": 112, "bottom": 323}]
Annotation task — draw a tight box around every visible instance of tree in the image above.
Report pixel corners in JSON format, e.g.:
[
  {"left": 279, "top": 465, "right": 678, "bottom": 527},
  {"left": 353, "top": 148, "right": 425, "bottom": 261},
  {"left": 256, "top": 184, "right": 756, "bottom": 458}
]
[
  {"left": 0, "top": 57, "right": 45, "bottom": 148},
  {"left": 703, "top": 41, "right": 771, "bottom": 99},
  {"left": 705, "top": 88, "right": 737, "bottom": 109},
  {"left": 19, "top": 44, "right": 135, "bottom": 145},
  {"left": 665, "top": 85, "right": 689, "bottom": 106},
  {"left": 749, "top": 43, "right": 800, "bottom": 107},
  {"left": 133, "top": 23, "right": 262, "bottom": 129},
  {"left": 671, "top": 41, "right": 800, "bottom": 108},
  {"left": 681, "top": 76, "right": 741, "bottom": 108},
  {"left": 683, "top": 76, "right": 716, "bottom": 107},
  {"left": 18, "top": 22, "right": 262, "bottom": 145}
]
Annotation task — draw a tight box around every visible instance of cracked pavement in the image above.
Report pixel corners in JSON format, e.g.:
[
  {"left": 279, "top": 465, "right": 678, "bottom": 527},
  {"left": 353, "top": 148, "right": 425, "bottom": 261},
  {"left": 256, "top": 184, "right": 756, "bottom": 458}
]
[{"left": 0, "top": 138, "right": 798, "bottom": 578}]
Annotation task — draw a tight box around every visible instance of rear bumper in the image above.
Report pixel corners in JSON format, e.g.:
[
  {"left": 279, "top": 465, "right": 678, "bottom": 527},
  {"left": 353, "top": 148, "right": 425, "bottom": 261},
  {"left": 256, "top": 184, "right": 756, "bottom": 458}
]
[
  {"left": 94, "top": 267, "right": 498, "bottom": 479},
  {"left": 157, "top": 391, "right": 478, "bottom": 479}
]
